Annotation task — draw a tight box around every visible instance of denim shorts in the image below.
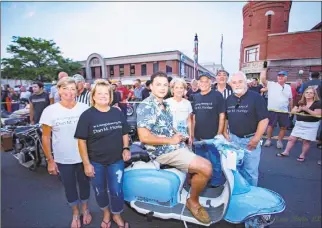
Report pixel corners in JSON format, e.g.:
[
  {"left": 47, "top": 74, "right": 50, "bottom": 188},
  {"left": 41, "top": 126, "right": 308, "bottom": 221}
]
[{"left": 268, "top": 111, "right": 290, "bottom": 128}]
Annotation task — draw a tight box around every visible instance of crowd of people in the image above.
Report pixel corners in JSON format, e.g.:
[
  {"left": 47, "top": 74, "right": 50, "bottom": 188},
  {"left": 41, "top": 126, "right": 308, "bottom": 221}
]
[{"left": 1, "top": 68, "right": 321, "bottom": 227}]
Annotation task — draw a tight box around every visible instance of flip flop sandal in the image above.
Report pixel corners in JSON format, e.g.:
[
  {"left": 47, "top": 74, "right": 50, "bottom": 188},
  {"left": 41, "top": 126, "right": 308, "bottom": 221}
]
[
  {"left": 297, "top": 157, "right": 305, "bottom": 162},
  {"left": 101, "top": 220, "right": 111, "bottom": 228},
  {"left": 116, "top": 221, "right": 130, "bottom": 228},
  {"left": 276, "top": 153, "right": 289, "bottom": 157},
  {"left": 71, "top": 215, "right": 81, "bottom": 228},
  {"left": 82, "top": 209, "right": 92, "bottom": 225}
]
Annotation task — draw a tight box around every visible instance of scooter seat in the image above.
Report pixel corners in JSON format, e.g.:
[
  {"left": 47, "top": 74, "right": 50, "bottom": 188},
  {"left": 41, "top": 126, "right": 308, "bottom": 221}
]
[{"left": 125, "top": 144, "right": 151, "bottom": 166}]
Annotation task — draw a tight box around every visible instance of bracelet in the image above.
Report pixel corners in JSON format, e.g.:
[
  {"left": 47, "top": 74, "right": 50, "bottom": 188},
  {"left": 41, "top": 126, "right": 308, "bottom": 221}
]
[{"left": 123, "top": 147, "right": 130, "bottom": 151}]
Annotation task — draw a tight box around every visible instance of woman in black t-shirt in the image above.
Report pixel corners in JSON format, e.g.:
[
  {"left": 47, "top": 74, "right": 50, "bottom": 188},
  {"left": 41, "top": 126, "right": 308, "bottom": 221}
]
[
  {"left": 277, "top": 87, "right": 321, "bottom": 162},
  {"left": 75, "top": 79, "right": 131, "bottom": 228}
]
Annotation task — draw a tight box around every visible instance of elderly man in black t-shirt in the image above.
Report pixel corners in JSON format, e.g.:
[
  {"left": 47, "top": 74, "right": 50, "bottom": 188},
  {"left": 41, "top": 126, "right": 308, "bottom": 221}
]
[
  {"left": 192, "top": 72, "right": 226, "bottom": 187},
  {"left": 224, "top": 71, "right": 269, "bottom": 186}
]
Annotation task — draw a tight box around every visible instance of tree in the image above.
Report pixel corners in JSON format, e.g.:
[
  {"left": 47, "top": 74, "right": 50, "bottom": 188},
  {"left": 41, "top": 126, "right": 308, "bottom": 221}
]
[{"left": 1, "top": 36, "right": 82, "bottom": 82}]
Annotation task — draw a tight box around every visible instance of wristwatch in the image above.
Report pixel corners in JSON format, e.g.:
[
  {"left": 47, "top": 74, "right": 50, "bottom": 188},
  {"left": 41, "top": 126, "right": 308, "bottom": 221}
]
[{"left": 123, "top": 147, "right": 130, "bottom": 151}]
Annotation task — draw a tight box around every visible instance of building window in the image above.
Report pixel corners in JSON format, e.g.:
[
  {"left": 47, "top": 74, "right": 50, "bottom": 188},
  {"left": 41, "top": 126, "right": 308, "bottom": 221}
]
[
  {"left": 82, "top": 68, "right": 87, "bottom": 79},
  {"left": 267, "top": 15, "right": 272, "bottom": 29},
  {"left": 119, "top": 64, "right": 124, "bottom": 76},
  {"left": 141, "top": 64, "right": 147, "bottom": 76},
  {"left": 110, "top": 65, "right": 114, "bottom": 76},
  {"left": 153, "top": 62, "right": 159, "bottom": 73},
  {"left": 130, "top": 64, "right": 135, "bottom": 76},
  {"left": 91, "top": 67, "right": 95, "bottom": 78},
  {"left": 244, "top": 45, "right": 260, "bottom": 63},
  {"left": 166, "top": 61, "right": 172, "bottom": 74}
]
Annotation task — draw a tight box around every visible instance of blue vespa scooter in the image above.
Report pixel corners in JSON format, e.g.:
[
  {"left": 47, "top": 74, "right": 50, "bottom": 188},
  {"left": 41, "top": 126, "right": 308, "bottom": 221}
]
[{"left": 123, "top": 136, "right": 286, "bottom": 227}]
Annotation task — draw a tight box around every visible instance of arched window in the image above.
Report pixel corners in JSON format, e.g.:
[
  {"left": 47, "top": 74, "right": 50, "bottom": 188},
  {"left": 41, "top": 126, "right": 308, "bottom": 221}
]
[
  {"left": 267, "top": 15, "right": 272, "bottom": 29},
  {"left": 265, "top": 10, "right": 274, "bottom": 30}
]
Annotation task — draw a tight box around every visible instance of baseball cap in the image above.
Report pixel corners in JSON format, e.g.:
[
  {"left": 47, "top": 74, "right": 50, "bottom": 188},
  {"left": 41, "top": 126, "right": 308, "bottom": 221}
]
[
  {"left": 198, "top": 72, "right": 214, "bottom": 80},
  {"left": 73, "top": 74, "right": 85, "bottom": 82},
  {"left": 277, "top": 71, "right": 288, "bottom": 76},
  {"left": 216, "top": 69, "right": 229, "bottom": 76}
]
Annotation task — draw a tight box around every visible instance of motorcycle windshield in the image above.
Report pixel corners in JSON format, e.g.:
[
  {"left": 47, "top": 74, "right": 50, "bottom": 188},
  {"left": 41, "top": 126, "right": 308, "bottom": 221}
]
[{"left": 224, "top": 186, "right": 286, "bottom": 223}]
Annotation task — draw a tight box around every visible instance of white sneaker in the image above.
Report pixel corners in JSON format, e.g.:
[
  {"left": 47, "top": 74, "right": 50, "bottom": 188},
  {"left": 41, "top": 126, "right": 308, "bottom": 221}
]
[
  {"left": 263, "top": 139, "right": 271, "bottom": 147},
  {"left": 277, "top": 140, "right": 283, "bottom": 149}
]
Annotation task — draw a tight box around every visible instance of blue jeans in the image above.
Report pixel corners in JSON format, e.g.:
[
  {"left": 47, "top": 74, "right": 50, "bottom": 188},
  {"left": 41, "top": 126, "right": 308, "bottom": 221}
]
[
  {"left": 194, "top": 142, "right": 224, "bottom": 186},
  {"left": 56, "top": 163, "right": 90, "bottom": 206},
  {"left": 90, "top": 160, "right": 125, "bottom": 214},
  {"left": 230, "top": 134, "right": 262, "bottom": 186}
]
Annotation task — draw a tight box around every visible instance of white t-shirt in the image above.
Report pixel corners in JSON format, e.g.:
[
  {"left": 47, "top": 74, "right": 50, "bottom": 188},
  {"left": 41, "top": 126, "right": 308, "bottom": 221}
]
[
  {"left": 267, "top": 81, "right": 292, "bottom": 112},
  {"left": 39, "top": 102, "right": 89, "bottom": 164},
  {"left": 50, "top": 86, "right": 60, "bottom": 103},
  {"left": 166, "top": 98, "right": 192, "bottom": 137}
]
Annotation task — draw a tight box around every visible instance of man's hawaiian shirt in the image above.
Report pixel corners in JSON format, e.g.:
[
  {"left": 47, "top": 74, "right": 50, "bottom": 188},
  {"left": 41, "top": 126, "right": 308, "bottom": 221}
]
[{"left": 136, "top": 95, "right": 185, "bottom": 158}]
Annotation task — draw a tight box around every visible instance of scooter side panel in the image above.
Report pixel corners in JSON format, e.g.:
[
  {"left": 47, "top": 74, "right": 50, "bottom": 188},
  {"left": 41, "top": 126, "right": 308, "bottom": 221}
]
[
  {"left": 224, "top": 187, "right": 286, "bottom": 223},
  {"left": 123, "top": 169, "right": 181, "bottom": 207}
]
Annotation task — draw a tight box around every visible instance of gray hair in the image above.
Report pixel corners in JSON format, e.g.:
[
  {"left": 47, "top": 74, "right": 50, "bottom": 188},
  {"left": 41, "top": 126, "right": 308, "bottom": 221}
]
[
  {"left": 228, "top": 71, "right": 247, "bottom": 83},
  {"left": 191, "top": 79, "right": 198, "bottom": 85},
  {"left": 170, "top": 78, "right": 187, "bottom": 90}
]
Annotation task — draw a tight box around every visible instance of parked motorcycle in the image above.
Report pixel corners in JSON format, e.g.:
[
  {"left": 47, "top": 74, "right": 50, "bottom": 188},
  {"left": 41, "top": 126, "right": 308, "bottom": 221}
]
[
  {"left": 123, "top": 136, "right": 285, "bottom": 227},
  {"left": 4, "top": 124, "right": 44, "bottom": 171},
  {"left": 1, "top": 103, "right": 30, "bottom": 127},
  {"left": 126, "top": 101, "right": 139, "bottom": 142}
]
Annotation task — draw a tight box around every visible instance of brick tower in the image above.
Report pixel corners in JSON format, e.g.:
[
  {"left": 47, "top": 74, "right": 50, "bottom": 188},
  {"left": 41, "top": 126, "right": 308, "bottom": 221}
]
[{"left": 240, "top": 1, "right": 292, "bottom": 71}]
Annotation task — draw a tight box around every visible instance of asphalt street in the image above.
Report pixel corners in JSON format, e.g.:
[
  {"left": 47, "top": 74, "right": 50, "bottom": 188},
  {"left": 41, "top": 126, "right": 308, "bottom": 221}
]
[{"left": 1, "top": 131, "right": 321, "bottom": 228}]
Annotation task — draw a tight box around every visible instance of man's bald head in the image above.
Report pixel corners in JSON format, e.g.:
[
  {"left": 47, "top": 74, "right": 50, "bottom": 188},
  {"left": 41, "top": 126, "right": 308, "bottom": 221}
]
[{"left": 58, "top": 72, "right": 68, "bottom": 80}]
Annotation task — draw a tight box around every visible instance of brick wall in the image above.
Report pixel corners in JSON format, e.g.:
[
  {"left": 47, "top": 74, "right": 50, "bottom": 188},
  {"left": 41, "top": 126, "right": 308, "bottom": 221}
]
[
  {"left": 172, "top": 60, "right": 179, "bottom": 75},
  {"left": 114, "top": 65, "right": 119, "bottom": 77},
  {"left": 124, "top": 64, "right": 130, "bottom": 77},
  {"left": 159, "top": 61, "right": 166, "bottom": 72},
  {"left": 267, "top": 31, "right": 322, "bottom": 60},
  {"left": 135, "top": 63, "right": 141, "bottom": 76},
  {"left": 147, "top": 62, "right": 153, "bottom": 75}
]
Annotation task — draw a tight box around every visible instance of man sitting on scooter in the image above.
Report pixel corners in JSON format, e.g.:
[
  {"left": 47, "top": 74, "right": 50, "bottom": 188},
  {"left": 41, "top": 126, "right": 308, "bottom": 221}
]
[{"left": 136, "top": 71, "right": 213, "bottom": 224}]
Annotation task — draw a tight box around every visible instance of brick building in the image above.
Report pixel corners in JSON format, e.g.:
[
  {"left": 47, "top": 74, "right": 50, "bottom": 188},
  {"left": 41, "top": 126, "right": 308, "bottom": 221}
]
[
  {"left": 78, "top": 50, "right": 213, "bottom": 84},
  {"left": 240, "top": 1, "right": 322, "bottom": 82}
]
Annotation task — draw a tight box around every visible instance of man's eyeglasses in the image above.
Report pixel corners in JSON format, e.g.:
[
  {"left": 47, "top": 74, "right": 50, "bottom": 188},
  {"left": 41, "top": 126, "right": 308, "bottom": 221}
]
[{"left": 235, "top": 98, "right": 241, "bottom": 109}]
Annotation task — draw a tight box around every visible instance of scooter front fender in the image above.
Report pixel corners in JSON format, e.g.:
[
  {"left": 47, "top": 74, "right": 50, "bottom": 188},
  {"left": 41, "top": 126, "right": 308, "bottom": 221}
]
[{"left": 224, "top": 186, "right": 286, "bottom": 223}]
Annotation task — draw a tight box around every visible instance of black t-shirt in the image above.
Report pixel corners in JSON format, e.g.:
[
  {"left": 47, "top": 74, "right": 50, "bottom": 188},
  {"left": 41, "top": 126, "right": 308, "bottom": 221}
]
[
  {"left": 296, "top": 101, "right": 321, "bottom": 122},
  {"left": 111, "top": 91, "right": 121, "bottom": 106},
  {"left": 74, "top": 107, "right": 130, "bottom": 165},
  {"left": 29, "top": 92, "right": 50, "bottom": 124},
  {"left": 187, "top": 88, "right": 201, "bottom": 102},
  {"left": 141, "top": 88, "right": 151, "bottom": 100},
  {"left": 248, "top": 85, "right": 263, "bottom": 94},
  {"left": 226, "top": 90, "right": 269, "bottom": 137},
  {"left": 192, "top": 90, "right": 225, "bottom": 140}
]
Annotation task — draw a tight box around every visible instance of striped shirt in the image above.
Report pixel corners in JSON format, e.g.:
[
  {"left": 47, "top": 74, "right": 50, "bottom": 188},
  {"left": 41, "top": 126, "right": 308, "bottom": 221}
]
[
  {"left": 214, "top": 84, "right": 233, "bottom": 99},
  {"left": 76, "top": 89, "right": 91, "bottom": 106}
]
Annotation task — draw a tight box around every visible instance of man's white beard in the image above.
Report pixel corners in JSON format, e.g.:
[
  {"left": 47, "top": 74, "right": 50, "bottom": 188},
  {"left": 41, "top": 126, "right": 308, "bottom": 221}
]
[{"left": 233, "top": 88, "right": 244, "bottom": 94}]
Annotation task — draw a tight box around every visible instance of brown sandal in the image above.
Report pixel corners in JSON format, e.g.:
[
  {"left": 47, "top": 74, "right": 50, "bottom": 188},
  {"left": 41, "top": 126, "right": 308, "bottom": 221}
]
[{"left": 101, "top": 220, "right": 111, "bottom": 228}]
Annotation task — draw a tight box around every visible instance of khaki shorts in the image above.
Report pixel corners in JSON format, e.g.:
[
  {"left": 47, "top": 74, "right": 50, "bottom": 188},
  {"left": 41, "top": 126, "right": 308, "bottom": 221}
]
[{"left": 155, "top": 147, "right": 196, "bottom": 172}]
